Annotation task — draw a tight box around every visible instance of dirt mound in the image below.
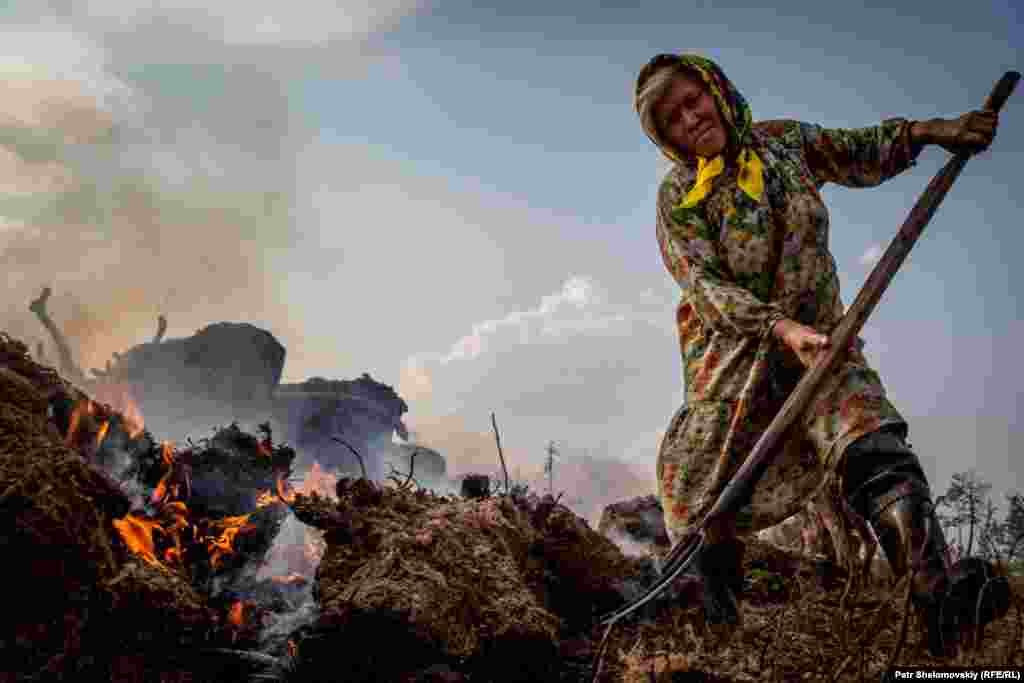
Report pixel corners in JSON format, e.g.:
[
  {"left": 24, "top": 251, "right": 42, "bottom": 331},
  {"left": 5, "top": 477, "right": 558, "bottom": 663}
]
[
  {"left": 6, "top": 326, "right": 1021, "bottom": 682},
  {"left": 0, "top": 333, "right": 221, "bottom": 679},
  {"left": 599, "top": 537, "right": 1024, "bottom": 682},
  {"left": 282, "top": 481, "right": 639, "bottom": 682}
]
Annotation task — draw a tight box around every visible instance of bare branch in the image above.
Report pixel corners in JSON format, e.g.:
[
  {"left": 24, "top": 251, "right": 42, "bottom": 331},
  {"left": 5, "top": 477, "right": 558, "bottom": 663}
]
[
  {"left": 29, "top": 287, "right": 85, "bottom": 384},
  {"left": 331, "top": 437, "right": 367, "bottom": 480},
  {"left": 153, "top": 314, "right": 167, "bottom": 343},
  {"left": 490, "top": 412, "right": 509, "bottom": 495}
]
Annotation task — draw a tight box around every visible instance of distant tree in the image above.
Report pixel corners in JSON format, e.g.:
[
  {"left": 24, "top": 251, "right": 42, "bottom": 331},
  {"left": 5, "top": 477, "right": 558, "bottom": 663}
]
[
  {"left": 937, "top": 470, "right": 993, "bottom": 557},
  {"left": 1004, "top": 492, "right": 1024, "bottom": 562},
  {"left": 544, "top": 440, "right": 560, "bottom": 496},
  {"left": 976, "top": 498, "right": 1004, "bottom": 562},
  {"left": 935, "top": 491, "right": 966, "bottom": 555}
]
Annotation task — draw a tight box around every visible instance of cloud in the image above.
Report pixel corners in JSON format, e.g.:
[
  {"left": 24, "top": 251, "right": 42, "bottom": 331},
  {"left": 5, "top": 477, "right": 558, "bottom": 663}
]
[
  {"left": 398, "top": 275, "right": 674, "bottom": 416},
  {"left": 71, "top": 0, "right": 424, "bottom": 47},
  {"left": 0, "top": 22, "right": 132, "bottom": 120},
  {"left": 859, "top": 243, "right": 883, "bottom": 267},
  {"left": 0, "top": 4, "right": 427, "bottom": 378},
  {"left": 390, "top": 274, "right": 682, "bottom": 499},
  {"left": 438, "top": 275, "right": 608, "bottom": 363}
]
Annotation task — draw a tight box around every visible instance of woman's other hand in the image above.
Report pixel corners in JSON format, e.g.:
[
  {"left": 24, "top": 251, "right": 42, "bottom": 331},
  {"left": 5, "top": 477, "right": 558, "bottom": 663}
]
[
  {"left": 913, "top": 111, "right": 999, "bottom": 156},
  {"left": 772, "top": 318, "right": 831, "bottom": 369}
]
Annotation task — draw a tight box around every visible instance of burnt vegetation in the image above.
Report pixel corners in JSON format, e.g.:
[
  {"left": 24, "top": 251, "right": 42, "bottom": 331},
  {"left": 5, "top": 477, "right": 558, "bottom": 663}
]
[{"left": 2, "top": 320, "right": 1023, "bottom": 682}]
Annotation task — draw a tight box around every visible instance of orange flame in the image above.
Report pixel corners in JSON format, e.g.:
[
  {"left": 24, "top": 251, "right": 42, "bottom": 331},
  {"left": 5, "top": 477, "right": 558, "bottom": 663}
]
[
  {"left": 164, "top": 502, "right": 191, "bottom": 565},
  {"left": 276, "top": 472, "right": 296, "bottom": 504},
  {"left": 256, "top": 490, "right": 277, "bottom": 508},
  {"left": 166, "top": 501, "right": 188, "bottom": 517},
  {"left": 95, "top": 420, "right": 110, "bottom": 449},
  {"left": 151, "top": 442, "right": 177, "bottom": 505},
  {"left": 113, "top": 514, "right": 168, "bottom": 572},
  {"left": 64, "top": 399, "right": 89, "bottom": 446},
  {"left": 228, "top": 601, "right": 245, "bottom": 626},
  {"left": 152, "top": 472, "right": 171, "bottom": 505},
  {"left": 91, "top": 381, "right": 145, "bottom": 438},
  {"left": 207, "top": 514, "right": 255, "bottom": 569},
  {"left": 298, "top": 461, "right": 337, "bottom": 498}
]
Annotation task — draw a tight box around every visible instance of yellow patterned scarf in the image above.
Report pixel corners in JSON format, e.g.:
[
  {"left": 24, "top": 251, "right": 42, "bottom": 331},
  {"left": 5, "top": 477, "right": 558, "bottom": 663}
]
[
  {"left": 679, "top": 148, "right": 764, "bottom": 209},
  {"left": 636, "top": 54, "right": 765, "bottom": 209}
]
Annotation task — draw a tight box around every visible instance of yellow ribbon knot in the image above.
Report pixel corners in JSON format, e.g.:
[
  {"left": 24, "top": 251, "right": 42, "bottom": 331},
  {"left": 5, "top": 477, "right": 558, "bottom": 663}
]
[{"left": 679, "top": 148, "right": 764, "bottom": 209}]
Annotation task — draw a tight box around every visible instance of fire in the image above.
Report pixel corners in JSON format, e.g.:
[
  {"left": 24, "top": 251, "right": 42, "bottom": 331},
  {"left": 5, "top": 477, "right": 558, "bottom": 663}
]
[
  {"left": 166, "top": 500, "right": 188, "bottom": 516},
  {"left": 256, "top": 490, "right": 277, "bottom": 508},
  {"left": 276, "top": 472, "right": 296, "bottom": 504},
  {"left": 163, "top": 502, "right": 190, "bottom": 565},
  {"left": 91, "top": 381, "right": 145, "bottom": 438},
  {"left": 64, "top": 398, "right": 94, "bottom": 446},
  {"left": 228, "top": 600, "right": 245, "bottom": 626},
  {"left": 298, "top": 461, "right": 337, "bottom": 498},
  {"left": 151, "top": 442, "right": 176, "bottom": 505},
  {"left": 112, "top": 514, "right": 168, "bottom": 572},
  {"left": 274, "top": 461, "right": 337, "bottom": 505},
  {"left": 115, "top": 499, "right": 258, "bottom": 574},
  {"left": 207, "top": 514, "right": 255, "bottom": 569},
  {"left": 108, "top": 432, "right": 299, "bottom": 580},
  {"left": 95, "top": 420, "right": 109, "bottom": 449},
  {"left": 256, "top": 462, "right": 343, "bottom": 579}
]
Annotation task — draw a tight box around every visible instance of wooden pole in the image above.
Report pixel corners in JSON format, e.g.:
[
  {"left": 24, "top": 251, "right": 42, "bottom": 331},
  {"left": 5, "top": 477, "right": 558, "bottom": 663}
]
[{"left": 595, "top": 70, "right": 1020, "bottom": 631}]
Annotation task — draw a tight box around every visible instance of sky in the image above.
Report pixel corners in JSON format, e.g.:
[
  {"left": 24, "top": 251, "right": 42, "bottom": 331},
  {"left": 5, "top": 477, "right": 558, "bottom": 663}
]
[{"left": 0, "top": 1, "right": 1019, "bottom": 528}]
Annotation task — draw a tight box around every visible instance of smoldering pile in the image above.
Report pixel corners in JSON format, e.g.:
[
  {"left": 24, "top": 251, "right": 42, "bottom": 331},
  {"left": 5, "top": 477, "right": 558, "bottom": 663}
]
[
  {"left": 4, "top": 328, "right": 683, "bottom": 683},
  {"left": 0, "top": 330, "right": 320, "bottom": 681}
]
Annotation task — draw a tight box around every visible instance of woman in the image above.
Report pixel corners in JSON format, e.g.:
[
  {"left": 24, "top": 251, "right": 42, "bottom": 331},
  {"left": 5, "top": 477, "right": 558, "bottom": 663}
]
[{"left": 634, "top": 53, "right": 1001, "bottom": 655}]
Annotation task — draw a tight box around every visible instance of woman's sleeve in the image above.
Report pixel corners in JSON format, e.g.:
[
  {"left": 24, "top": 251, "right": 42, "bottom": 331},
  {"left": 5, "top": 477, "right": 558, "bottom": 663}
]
[
  {"left": 656, "top": 179, "right": 787, "bottom": 340},
  {"left": 797, "top": 118, "right": 924, "bottom": 188}
]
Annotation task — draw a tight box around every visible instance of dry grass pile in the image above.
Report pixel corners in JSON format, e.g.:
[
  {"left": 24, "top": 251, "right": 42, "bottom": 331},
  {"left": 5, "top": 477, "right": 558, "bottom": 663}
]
[
  {"left": 0, "top": 332, "right": 253, "bottom": 682},
  {"left": 598, "top": 538, "right": 1024, "bottom": 682},
  {"left": 283, "top": 481, "right": 642, "bottom": 683}
]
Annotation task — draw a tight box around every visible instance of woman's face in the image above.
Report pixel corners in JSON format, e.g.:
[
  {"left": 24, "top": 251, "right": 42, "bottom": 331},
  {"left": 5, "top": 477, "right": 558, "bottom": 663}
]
[{"left": 653, "top": 71, "right": 728, "bottom": 158}]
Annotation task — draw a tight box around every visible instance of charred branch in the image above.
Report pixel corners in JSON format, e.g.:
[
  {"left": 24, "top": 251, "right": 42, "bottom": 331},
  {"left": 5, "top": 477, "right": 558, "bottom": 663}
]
[
  {"left": 490, "top": 412, "right": 509, "bottom": 495},
  {"left": 154, "top": 314, "right": 168, "bottom": 344},
  {"left": 29, "top": 287, "right": 85, "bottom": 384},
  {"left": 387, "top": 447, "right": 419, "bottom": 491},
  {"left": 330, "top": 436, "right": 368, "bottom": 480}
]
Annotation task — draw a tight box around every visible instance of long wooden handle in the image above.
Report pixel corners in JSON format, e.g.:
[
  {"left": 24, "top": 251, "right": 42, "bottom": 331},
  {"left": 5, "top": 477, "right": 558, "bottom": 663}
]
[
  {"left": 594, "top": 69, "right": 1020, "bottom": 637},
  {"left": 703, "top": 70, "right": 1020, "bottom": 526},
  {"left": 984, "top": 71, "right": 1021, "bottom": 112}
]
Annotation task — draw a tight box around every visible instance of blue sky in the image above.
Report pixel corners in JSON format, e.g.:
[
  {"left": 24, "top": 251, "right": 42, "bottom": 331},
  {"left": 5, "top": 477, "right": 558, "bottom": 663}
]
[{"left": 0, "top": 1, "right": 1019, "bottom": 524}]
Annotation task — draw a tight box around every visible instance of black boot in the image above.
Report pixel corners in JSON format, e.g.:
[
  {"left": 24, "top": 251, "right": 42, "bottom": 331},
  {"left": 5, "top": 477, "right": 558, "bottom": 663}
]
[
  {"left": 843, "top": 428, "right": 1007, "bottom": 657},
  {"left": 689, "top": 539, "right": 745, "bottom": 637}
]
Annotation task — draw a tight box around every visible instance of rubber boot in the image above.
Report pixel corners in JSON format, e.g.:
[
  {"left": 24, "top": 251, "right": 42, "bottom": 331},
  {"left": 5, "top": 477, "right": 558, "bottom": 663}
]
[
  {"left": 842, "top": 428, "right": 1007, "bottom": 657},
  {"left": 689, "top": 539, "right": 745, "bottom": 641}
]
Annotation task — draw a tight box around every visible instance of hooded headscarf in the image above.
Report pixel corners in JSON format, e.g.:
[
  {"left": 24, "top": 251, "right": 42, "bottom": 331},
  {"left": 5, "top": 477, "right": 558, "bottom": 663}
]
[{"left": 634, "top": 53, "right": 764, "bottom": 209}]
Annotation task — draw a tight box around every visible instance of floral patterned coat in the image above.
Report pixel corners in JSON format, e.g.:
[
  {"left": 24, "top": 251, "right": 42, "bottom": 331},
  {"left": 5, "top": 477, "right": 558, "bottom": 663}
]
[{"left": 650, "top": 99, "right": 923, "bottom": 543}]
